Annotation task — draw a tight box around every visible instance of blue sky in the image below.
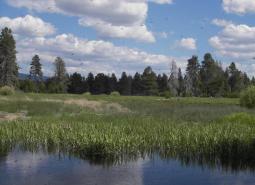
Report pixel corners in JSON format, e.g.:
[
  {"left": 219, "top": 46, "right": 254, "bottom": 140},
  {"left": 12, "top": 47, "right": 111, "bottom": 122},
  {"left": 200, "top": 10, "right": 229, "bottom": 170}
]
[{"left": 0, "top": 0, "right": 255, "bottom": 76}]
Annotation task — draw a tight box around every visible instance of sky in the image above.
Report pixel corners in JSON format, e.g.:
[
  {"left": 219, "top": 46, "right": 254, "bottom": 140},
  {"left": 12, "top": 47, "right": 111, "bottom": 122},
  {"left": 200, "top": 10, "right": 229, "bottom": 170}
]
[{"left": 0, "top": 0, "right": 255, "bottom": 77}]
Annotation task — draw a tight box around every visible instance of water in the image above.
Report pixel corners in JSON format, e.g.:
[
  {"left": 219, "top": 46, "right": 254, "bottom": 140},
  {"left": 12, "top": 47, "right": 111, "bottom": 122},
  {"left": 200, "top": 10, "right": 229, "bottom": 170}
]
[{"left": 0, "top": 150, "right": 255, "bottom": 185}]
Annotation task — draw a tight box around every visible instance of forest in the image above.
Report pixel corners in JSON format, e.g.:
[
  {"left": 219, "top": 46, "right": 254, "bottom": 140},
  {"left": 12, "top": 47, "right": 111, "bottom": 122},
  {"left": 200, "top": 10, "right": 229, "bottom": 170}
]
[{"left": 1, "top": 27, "right": 255, "bottom": 98}]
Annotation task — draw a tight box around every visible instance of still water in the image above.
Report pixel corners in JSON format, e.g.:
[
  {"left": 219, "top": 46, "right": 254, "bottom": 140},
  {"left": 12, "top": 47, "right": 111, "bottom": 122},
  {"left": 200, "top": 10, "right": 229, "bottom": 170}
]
[{"left": 0, "top": 150, "right": 255, "bottom": 185}]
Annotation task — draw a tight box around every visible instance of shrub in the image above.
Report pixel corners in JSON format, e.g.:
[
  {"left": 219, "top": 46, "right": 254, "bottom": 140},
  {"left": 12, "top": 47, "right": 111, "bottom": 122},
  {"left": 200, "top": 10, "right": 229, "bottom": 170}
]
[
  {"left": 226, "top": 92, "right": 240, "bottom": 98},
  {"left": 240, "top": 86, "right": 255, "bottom": 109},
  {"left": 160, "top": 91, "right": 172, "bottom": 99},
  {"left": 110, "top": 91, "right": 120, "bottom": 96},
  {"left": 0, "top": 86, "right": 15, "bottom": 96}
]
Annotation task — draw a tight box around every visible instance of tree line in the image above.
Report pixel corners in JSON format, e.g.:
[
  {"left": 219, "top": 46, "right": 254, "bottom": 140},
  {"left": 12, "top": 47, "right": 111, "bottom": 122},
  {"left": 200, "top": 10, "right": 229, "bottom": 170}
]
[{"left": 1, "top": 27, "right": 255, "bottom": 97}]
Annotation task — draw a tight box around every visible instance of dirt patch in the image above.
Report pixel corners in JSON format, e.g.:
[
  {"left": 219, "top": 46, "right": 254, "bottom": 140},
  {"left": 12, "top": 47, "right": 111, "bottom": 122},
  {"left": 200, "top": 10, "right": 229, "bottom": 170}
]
[
  {"left": 64, "top": 99, "right": 130, "bottom": 113},
  {"left": 40, "top": 98, "right": 131, "bottom": 113},
  {"left": 0, "top": 111, "right": 28, "bottom": 122}
]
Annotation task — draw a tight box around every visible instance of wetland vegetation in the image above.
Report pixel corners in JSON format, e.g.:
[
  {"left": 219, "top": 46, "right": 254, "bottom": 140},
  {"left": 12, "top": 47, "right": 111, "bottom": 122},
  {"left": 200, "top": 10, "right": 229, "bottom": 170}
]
[{"left": 0, "top": 93, "right": 255, "bottom": 171}]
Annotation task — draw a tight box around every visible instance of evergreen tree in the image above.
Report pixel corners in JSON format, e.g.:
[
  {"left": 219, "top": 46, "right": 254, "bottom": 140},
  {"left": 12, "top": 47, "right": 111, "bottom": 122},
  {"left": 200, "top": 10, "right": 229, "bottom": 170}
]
[
  {"left": 177, "top": 68, "right": 184, "bottom": 96},
  {"left": 93, "top": 73, "right": 108, "bottom": 94},
  {"left": 228, "top": 62, "right": 244, "bottom": 94},
  {"left": 86, "top": 72, "right": 95, "bottom": 94},
  {"left": 68, "top": 72, "right": 87, "bottom": 94},
  {"left": 132, "top": 72, "right": 143, "bottom": 95},
  {"left": 185, "top": 56, "right": 200, "bottom": 96},
  {"left": 0, "top": 27, "right": 18, "bottom": 87},
  {"left": 243, "top": 72, "right": 250, "bottom": 89},
  {"left": 107, "top": 73, "right": 118, "bottom": 93},
  {"left": 251, "top": 77, "right": 255, "bottom": 86},
  {"left": 141, "top": 66, "right": 158, "bottom": 96},
  {"left": 118, "top": 72, "right": 132, "bottom": 95},
  {"left": 53, "top": 57, "right": 68, "bottom": 93},
  {"left": 157, "top": 73, "right": 169, "bottom": 93},
  {"left": 200, "top": 53, "right": 225, "bottom": 97},
  {"left": 29, "top": 55, "right": 43, "bottom": 82},
  {"left": 168, "top": 60, "right": 179, "bottom": 96}
]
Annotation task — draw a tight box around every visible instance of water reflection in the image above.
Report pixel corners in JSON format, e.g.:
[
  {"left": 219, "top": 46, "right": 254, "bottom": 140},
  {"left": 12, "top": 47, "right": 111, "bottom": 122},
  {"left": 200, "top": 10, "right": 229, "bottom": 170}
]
[{"left": 0, "top": 150, "right": 255, "bottom": 185}]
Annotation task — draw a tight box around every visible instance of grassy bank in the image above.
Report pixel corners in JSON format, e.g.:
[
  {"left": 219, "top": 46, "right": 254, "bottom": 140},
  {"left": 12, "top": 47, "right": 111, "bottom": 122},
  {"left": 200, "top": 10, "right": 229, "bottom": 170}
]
[{"left": 0, "top": 93, "right": 255, "bottom": 168}]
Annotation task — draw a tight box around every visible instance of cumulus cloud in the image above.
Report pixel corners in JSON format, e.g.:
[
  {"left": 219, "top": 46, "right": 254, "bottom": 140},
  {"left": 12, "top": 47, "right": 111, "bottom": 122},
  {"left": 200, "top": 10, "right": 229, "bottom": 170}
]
[
  {"left": 149, "top": 0, "right": 173, "bottom": 4},
  {"left": 16, "top": 34, "right": 185, "bottom": 76},
  {"left": 78, "top": 17, "right": 155, "bottom": 42},
  {"left": 212, "top": 19, "right": 233, "bottom": 27},
  {"left": 209, "top": 20, "right": 255, "bottom": 60},
  {"left": 175, "top": 38, "right": 197, "bottom": 50},
  {"left": 6, "top": 0, "right": 171, "bottom": 42},
  {"left": 0, "top": 15, "right": 56, "bottom": 37},
  {"left": 222, "top": 0, "right": 255, "bottom": 14}
]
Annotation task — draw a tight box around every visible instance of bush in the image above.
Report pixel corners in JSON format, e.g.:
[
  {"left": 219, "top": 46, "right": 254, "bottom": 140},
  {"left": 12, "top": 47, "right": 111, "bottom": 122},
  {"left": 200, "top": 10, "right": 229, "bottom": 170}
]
[
  {"left": 159, "top": 91, "right": 172, "bottom": 99},
  {"left": 240, "top": 86, "right": 255, "bottom": 109},
  {"left": 225, "top": 92, "right": 240, "bottom": 98},
  {"left": 0, "top": 86, "right": 15, "bottom": 96},
  {"left": 110, "top": 91, "right": 120, "bottom": 96}
]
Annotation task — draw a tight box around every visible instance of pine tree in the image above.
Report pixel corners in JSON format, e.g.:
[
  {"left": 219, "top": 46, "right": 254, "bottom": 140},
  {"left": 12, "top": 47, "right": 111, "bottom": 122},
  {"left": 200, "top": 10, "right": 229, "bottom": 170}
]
[
  {"left": 228, "top": 62, "right": 244, "bottom": 94},
  {"left": 29, "top": 55, "right": 43, "bottom": 82},
  {"left": 185, "top": 56, "right": 200, "bottom": 96},
  {"left": 0, "top": 27, "right": 18, "bottom": 87},
  {"left": 157, "top": 73, "right": 169, "bottom": 93},
  {"left": 177, "top": 68, "right": 184, "bottom": 96},
  {"left": 118, "top": 72, "right": 132, "bottom": 95},
  {"left": 251, "top": 77, "right": 255, "bottom": 86},
  {"left": 93, "top": 73, "right": 108, "bottom": 94},
  {"left": 132, "top": 72, "right": 143, "bottom": 95},
  {"left": 200, "top": 53, "right": 225, "bottom": 97},
  {"left": 87, "top": 72, "right": 95, "bottom": 94},
  {"left": 54, "top": 57, "right": 68, "bottom": 93},
  {"left": 68, "top": 72, "right": 87, "bottom": 94},
  {"left": 141, "top": 66, "right": 158, "bottom": 96},
  {"left": 107, "top": 73, "right": 118, "bottom": 93},
  {"left": 168, "top": 60, "right": 179, "bottom": 96}
]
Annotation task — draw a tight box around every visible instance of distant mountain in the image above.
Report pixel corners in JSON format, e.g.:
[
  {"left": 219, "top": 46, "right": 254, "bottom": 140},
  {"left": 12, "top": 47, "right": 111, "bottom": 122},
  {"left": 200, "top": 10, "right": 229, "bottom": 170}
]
[{"left": 18, "top": 73, "right": 49, "bottom": 81}]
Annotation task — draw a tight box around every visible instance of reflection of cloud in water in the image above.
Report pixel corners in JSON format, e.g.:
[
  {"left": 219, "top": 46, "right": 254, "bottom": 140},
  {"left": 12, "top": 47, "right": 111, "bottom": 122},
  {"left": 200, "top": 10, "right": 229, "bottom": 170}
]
[
  {"left": 1, "top": 151, "right": 255, "bottom": 185},
  {"left": 0, "top": 151, "right": 147, "bottom": 185}
]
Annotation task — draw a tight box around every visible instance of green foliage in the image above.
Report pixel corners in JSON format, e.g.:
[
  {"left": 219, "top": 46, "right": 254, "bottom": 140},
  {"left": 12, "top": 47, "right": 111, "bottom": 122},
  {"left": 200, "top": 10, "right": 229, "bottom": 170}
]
[
  {"left": 29, "top": 55, "right": 43, "bottom": 82},
  {"left": 110, "top": 91, "right": 120, "bottom": 96},
  {"left": 240, "top": 86, "right": 255, "bottom": 109},
  {"left": 141, "top": 66, "right": 158, "bottom": 96},
  {"left": 0, "top": 27, "right": 18, "bottom": 87},
  {"left": 222, "top": 112, "right": 255, "bottom": 125},
  {"left": 0, "top": 94, "right": 255, "bottom": 161},
  {"left": 118, "top": 72, "right": 132, "bottom": 95},
  {"left": 0, "top": 86, "right": 15, "bottom": 96},
  {"left": 19, "top": 79, "right": 36, "bottom": 93},
  {"left": 161, "top": 90, "right": 172, "bottom": 99},
  {"left": 200, "top": 53, "right": 225, "bottom": 97}
]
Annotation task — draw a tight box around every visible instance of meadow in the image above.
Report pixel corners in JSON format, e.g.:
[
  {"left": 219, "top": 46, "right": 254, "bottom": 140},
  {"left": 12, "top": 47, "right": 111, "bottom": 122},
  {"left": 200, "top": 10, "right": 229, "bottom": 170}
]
[{"left": 0, "top": 93, "right": 255, "bottom": 169}]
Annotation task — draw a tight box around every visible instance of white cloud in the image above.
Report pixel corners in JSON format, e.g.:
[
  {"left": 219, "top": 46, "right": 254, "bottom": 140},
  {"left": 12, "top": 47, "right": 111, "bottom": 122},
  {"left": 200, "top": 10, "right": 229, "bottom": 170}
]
[
  {"left": 209, "top": 20, "right": 255, "bottom": 60},
  {"left": 78, "top": 17, "right": 155, "bottom": 42},
  {"left": 175, "top": 38, "right": 197, "bottom": 50},
  {"left": 212, "top": 19, "right": 233, "bottom": 27},
  {"left": 0, "top": 15, "right": 56, "bottom": 37},
  {"left": 148, "top": 0, "right": 173, "bottom": 4},
  {"left": 16, "top": 34, "right": 185, "bottom": 76},
  {"left": 6, "top": 0, "right": 171, "bottom": 42},
  {"left": 222, "top": 0, "right": 255, "bottom": 14}
]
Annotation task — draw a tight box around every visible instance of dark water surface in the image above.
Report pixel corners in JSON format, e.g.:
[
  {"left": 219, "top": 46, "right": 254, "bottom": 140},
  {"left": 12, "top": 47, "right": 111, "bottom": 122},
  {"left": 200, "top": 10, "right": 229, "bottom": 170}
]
[{"left": 0, "top": 150, "right": 255, "bottom": 185}]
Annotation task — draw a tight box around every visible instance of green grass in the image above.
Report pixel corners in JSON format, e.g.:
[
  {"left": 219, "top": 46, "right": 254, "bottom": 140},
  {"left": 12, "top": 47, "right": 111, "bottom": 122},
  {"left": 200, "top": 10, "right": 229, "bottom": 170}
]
[{"left": 0, "top": 93, "right": 255, "bottom": 169}]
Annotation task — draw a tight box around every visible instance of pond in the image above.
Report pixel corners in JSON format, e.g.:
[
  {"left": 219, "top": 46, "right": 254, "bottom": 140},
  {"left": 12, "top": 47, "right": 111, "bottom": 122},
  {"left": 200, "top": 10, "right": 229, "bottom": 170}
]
[{"left": 0, "top": 150, "right": 255, "bottom": 185}]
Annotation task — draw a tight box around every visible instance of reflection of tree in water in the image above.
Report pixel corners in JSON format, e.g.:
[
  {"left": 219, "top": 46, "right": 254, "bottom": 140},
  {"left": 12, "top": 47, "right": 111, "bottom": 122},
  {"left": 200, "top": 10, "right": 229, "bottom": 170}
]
[
  {"left": 159, "top": 148, "right": 255, "bottom": 173},
  {"left": 4, "top": 142, "right": 255, "bottom": 172}
]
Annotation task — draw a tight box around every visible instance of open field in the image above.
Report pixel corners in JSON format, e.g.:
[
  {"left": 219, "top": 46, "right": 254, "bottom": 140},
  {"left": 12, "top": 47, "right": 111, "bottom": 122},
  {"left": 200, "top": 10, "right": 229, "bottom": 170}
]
[{"left": 0, "top": 93, "right": 255, "bottom": 168}]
